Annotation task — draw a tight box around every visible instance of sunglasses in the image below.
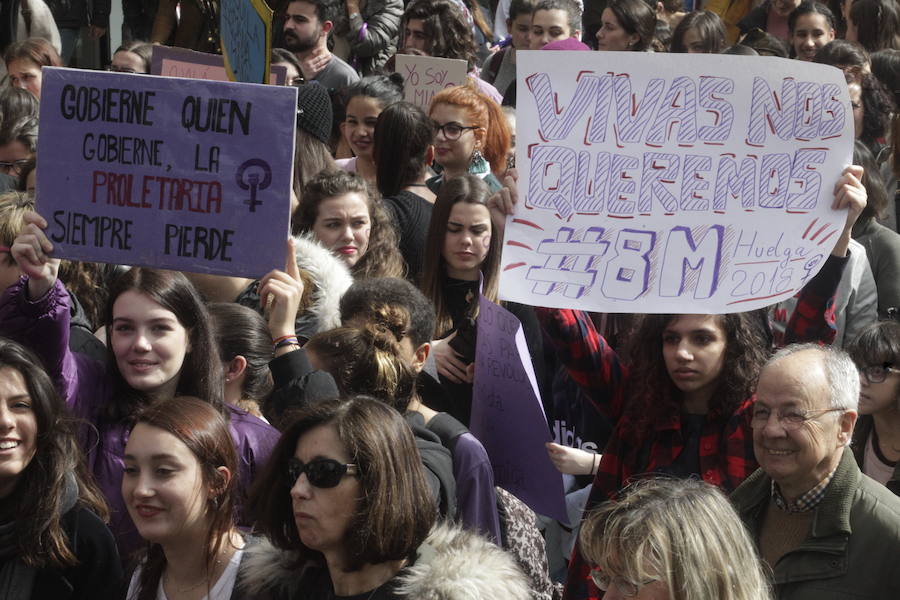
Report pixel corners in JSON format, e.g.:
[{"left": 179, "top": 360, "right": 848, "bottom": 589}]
[{"left": 287, "top": 457, "right": 358, "bottom": 488}]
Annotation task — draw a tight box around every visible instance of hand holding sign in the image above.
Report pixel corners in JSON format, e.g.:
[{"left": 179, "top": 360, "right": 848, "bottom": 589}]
[
  {"left": 10, "top": 211, "right": 59, "bottom": 300},
  {"left": 259, "top": 239, "right": 305, "bottom": 343},
  {"left": 829, "top": 165, "right": 866, "bottom": 258}
]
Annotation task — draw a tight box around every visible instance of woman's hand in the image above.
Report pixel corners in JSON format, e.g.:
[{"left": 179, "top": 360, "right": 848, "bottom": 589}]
[
  {"left": 259, "top": 240, "right": 304, "bottom": 344},
  {"left": 10, "top": 211, "right": 59, "bottom": 300},
  {"left": 487, "top": 167, "right": 518, "bottom": 239},
  {"left": 545, "top": 442, "right": 599, "bottom": 476},
  {"left": 830, "top": 164, "right": 867, "bottom": 257},
  {"left": 431, "top": 333, "right": 473, "bottom": 384}
]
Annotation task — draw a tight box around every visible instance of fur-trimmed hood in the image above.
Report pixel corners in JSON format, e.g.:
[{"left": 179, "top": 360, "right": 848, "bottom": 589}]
[
  {"left": 291, "top": 233, "right": 354, "bottom": 335},
  {"left": 238, "top": 523, "right": 531, "bottom": 599}
]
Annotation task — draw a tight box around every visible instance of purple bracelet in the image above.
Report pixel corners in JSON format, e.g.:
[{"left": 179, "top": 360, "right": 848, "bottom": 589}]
[{"left": 358, "top": 22, "right": 367, "bottom": 41}]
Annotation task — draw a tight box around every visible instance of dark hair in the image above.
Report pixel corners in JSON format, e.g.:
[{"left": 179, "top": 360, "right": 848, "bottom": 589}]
[
  {"left": 130, "top": 396, "right": 239, "bottom": 600},
  {"left": 871, "top": 49, "right": 900, "bottom": 177},
  {"left": 103, "top": 269, "right": 225, "bottom": 422},
  {"left": 813, "top": 39, "right": 870, "bottom": 72},
  {"left": 402, "top": 0, "right": 478, "bottom": 70},
  {"left": 208, "top": 303, "right": 274, "bottom": 405},
  {"left": 341, "top": 73, "right": 404, "bottom": 114},
  {"left": 430, "top": 83, "right": 511, "bottom": 176},
  {"left": 295, "top": 169, "right": 406, "bottom": 280},
  {"left": 847, "top": 320, "right": 900, "bottom": 370},
  {"left": 113, "top": 41, "right": 153, "bottom": 73},
  {"left": 853, "top": 71, "right": 896, "bottom": 151},
  {"left": 421, "top": 175, "right": 500, "bottom": 335},
  {"left": 0, "top": 114, "right": 38, "bottom": 154},
  {"left": 852, "top": 139, "right": 889, "bottom": 221},
  {"left": 374, "top": 102, "right": 434, "bottom": 197},
  {"left": 286, "top": 0, "right": 341, "bottom": 26},
  {"left": 509, "top": 0, "right": 538, "bottom": 22},
  {"left": 723, "top": 44, "right": 759, "bottom": 56},
  {"left": 340, "top": 278, "right": 437, "bottom": 348},
  {"left": 3, "top": 37, "right": 63, "bottom": 68},
  {"left": 625, "top": 313, "right": 769, "bottom": 436},
  {"left": 670, "top": 10, "right": 726, "bottom": 53},
  {"left": 533, "top": 0, "right": 583, "bottom": 34},
  {"left": 739, "top": 28, "right": 790, "bottom": 57},
  {"left": 606, "top": 0, "right": 656, "bottom": 51},
  {"left": 462, "top": 0, "right": 494, "bottom": 40},
  {"left": 0, "top": 337, "right": 108, "bottom": 568},
  {"left": 292, "top": 128, "right": 336, "bottom": 230},
  {"left": 788, "top": 1, "right": 836, "bottom": 33},
  {"left": 306, "top": 312, "right": 418, "bottom": 412},
  {"left": 652, "top": 20, "right": 672, "bottom": 53},
  {"left": 849, "top": 0, "right": 900, "bottom": 53},
  {"left": 271, "top": 46, "right": 303, "bottom": 77},
  {"left": 249, "top": 396, "right": 435, "bottom": 569},
  {"left": 0, "top": 87, "right": 39, "bottom": 129},
  {"left": 660, "top": 0, "right": 683, "bottom": 13}
]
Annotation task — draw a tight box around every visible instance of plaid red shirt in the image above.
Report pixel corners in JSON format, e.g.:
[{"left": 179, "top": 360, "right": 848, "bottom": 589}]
[{"left": 541, "top": 254, "right": 845, "bottom": 600}]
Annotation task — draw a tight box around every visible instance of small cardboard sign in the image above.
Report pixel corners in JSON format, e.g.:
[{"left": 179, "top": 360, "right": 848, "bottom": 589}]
[
  {"left": 151, "top": 45, "right": 287, "bottom": 85},
  {"left": 395, "top": 54, "right": 467, "bottom": 108}
]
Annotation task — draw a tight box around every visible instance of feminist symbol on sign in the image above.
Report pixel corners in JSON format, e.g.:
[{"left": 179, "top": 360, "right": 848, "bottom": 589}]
[{"left": 236, "top": 158, "right": 272, "bottom": 212}]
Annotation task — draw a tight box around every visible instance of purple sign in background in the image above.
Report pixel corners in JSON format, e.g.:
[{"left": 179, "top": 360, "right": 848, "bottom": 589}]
[
  {"left": 471, "top": 294, "right": 568, "bottom": 523},
  {"left": 37, "top": 67, "right": 297, "bottom": 277}
]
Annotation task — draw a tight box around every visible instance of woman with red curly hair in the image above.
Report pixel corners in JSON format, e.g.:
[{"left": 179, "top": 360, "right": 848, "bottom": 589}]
[{"left": 427, "top": 83, "right": 511, "bottom": 194}]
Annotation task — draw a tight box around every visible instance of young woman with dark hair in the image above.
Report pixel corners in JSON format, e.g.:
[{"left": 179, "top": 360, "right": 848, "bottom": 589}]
[
  {"left": 669, "top": 10, "right": 727, "bottom": 53},
  {"left": 0, "top": 337, "right": 122, "bottom": 599},
  {"left": 788, "top": 1, "right": 835, "bottom": 60},
  {"left": 3, "top": 37, "right": 62, "bottom": 100},
  {"left": 847, "top": 0, "right": 900, "bottom": 54},
  {"left": 374, "top": 101, "right": 436, "bottom": 283},
  {"left": 814, "top": 39, "right": 870, "bottom": 82},
  {"left": 336, "top": 74, "right": 405, "bottom": 185},
  {"left": 109, "top": 41, "right": 153, "bottom": 74},
  {"left": 295, "top": 169, "right": 406, "bottom": 281},
  {"left": 848, "top": 70, "right": 896, "bottom": 160},
  {"left": 2, "top": 214, "right": 279, "bottom": 558},
  {"left": 595, "top": 0, "right": 656, "bottom": 52},
  {"left": 244, "top": 396, "right": 529, "bottom": 599},
  {"left": 124, "top": 396, "right": 249, "bottom": 600}
]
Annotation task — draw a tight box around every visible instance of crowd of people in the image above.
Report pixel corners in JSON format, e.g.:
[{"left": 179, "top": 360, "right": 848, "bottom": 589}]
[{"left": 0, "top": 0, "right": 899, "bottom": 599}]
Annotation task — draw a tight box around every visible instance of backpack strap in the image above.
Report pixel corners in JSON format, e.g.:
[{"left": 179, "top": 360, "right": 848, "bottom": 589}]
[{"left": 426, "top": 411, "right": 469, "bottom": 453}]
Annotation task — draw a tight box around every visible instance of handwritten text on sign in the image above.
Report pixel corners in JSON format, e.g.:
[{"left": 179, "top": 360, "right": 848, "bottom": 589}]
[
  {"left": 220, "top": 0, "right": 273, "bottom": 84},
  {"left": 471, "top": 293, "right": 568, "bottom": 523},
  {"left": 36, "top": 68, "right": 297, "bottom": 277},
  {"left": 395, "top": 55, "right": 467, "bottom": 108},
  {"left": 151, "top": 45, "right": 287, "bottom": 85},
  {"left": 500, "top": 52, "right": 854, "bottom": 313}
]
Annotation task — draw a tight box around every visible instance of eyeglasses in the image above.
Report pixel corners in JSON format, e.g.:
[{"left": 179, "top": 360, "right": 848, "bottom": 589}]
[
  {"left": 105, "top": 65, "right": 137, "bottom": 74},
  {"left": 859, "top": 364, "right": 900, "bottom": 384},
  {"left": 287, "top": 457, "right": 358, "bottom": 488},
  {"left": 433, "top": 122, "right": 479, "bottom": 141},
  {"left": 750, "top": 406, "right": 845, "bottom": 431},
  {"left": 0, "top": 160, "right": 29, "bottom": 175},
  {"left": 290, "top": 75, "right": 307, "bottom": 86},
  {"left": 590, "top": 568, "right": 657, "bottom": 597}
]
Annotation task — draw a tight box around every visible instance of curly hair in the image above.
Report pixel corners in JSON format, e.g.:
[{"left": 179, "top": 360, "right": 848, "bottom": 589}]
[
  {"left": 295, "top": 169, "right": 406, "bottom": 280},
  {"left": 402, "top": 0, "right": 478, "bottom": 70},
  {"left": 624, "top": 313, "right": 769, "bottom": 436},
  {"left": 852, "top": 71, "right": 896, "bottom": 151}
]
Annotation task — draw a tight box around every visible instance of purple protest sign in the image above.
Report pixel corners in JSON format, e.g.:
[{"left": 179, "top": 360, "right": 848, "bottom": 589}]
[
  {"left": 471, "top": 294, "right": 568, "bottom": 523},
  {"left": 36, "top": 67, "right": 297, "bottom": 278}
]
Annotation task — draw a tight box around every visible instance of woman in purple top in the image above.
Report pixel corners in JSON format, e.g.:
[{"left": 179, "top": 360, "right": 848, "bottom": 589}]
[{"left": 0, "top": 211, "right": 279, "bottom": 560}]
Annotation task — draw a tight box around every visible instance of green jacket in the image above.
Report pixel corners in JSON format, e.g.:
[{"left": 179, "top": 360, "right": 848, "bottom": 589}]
[{"left": 732, "top": 448, "right": 900, "bottom": 600}]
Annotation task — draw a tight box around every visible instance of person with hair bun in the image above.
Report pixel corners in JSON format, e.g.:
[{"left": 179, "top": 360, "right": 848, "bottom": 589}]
[
  {"left": 580, "top": 478, "right": 771, "bottom": 600},
  {"left": 0, "top": 337, "right": 122, "bottom": 599},
  {"left": 124, "top": 396, "right": 250, "bottom": 600},
  {"left": 336, "top": 74, "right": 405, "bottom": 184},
  {"left": 245, "top": 396, "right": 529, "bottom": 599},
  {"left": 428, "top": 83, "right": 511, "bottom": 193},
  {"left": 595, "top": 0, "right": 656, "bottom": 52}
]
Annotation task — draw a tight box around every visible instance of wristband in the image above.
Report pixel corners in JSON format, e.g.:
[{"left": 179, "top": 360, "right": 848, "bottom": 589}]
[
  {"left": 357, "top": 22, "right": 368, "bottom": 41},
  {"left": 273, "top": 334, "right": 298, "bottom": 345},
  {"left": 591, "top": 453, "right": 599, "bottom": 475},
  {"left": 274, "top": 337, "right": 300, "bottom": 349}
]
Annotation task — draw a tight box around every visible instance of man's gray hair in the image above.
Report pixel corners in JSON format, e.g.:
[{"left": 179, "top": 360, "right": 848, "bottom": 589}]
[{"left": 768, "top": 343, "right": 860, "bottom": 412}]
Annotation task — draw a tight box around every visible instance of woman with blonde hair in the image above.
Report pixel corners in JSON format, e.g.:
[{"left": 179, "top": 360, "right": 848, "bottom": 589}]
[{"left": 580, "top": 477, "right": 771, "bottom": 600}]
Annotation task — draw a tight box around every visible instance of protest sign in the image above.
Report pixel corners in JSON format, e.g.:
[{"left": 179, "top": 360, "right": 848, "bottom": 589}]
[
  {"left": 501, "top": 52, "right": 854, "bottom": 313},
  {"left": 471, "top": 293, "right": 568, "bottom": 523},
  {"left": 395, "top": 54, "right": 467, "bottom": 108},
  {"left": 36, "top": 67, "right": 297, "bottom": 278},
  {"left": 220, "top": 0, "right": 273, "bottom": 84},
  {"left": 151, "top": 46, "right": 287, "bottom": 85}
]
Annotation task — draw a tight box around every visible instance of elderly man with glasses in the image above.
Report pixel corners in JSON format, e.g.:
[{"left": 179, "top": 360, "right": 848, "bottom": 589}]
[{"left": 732, "top": 343, "right": 900, "bottom": 599}]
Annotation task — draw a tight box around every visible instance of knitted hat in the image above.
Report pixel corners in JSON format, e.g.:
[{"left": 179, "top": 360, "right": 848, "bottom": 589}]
[{"left": 295, "top": 82, "right": 333, "bottom": 145}]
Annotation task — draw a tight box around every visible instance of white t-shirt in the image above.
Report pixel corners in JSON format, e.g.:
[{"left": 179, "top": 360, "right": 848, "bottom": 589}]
[{"left": 126, "top": 548, "right": 245, "bottom": 600}]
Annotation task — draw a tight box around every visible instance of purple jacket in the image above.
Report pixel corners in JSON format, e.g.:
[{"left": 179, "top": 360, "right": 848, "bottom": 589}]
[{"left": 0, "top": 278, "right": 280, "bottom": 559}]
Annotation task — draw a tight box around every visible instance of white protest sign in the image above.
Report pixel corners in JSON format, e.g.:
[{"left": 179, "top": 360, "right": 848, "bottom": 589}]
[
  {"left": 501, "top": 52, "right": 854, "bottom": 313},
  {"left": 395, "top": 54, "right": 467, "bottom": 108}
]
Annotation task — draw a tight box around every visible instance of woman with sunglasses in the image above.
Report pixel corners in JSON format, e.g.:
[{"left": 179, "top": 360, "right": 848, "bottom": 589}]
[
  {"left": 848, "top": 321, "right": 900, "bottom": 493},
  {"left": 580, "top": 478, "right": 770, "bottom": 600},
  {"left": 124, "top": 396, "right": 250, "bottom": 600},
  {"left": 427, "top": 83, "right": 511, "bottom": 194},
  {"left": 245, "top": 396, "right": 529, "bottom": 599}
]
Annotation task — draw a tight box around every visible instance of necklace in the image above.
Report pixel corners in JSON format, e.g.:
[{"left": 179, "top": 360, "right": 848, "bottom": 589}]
[{"left": 163, "top": 571, "right": 209, "bottom": 595}]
